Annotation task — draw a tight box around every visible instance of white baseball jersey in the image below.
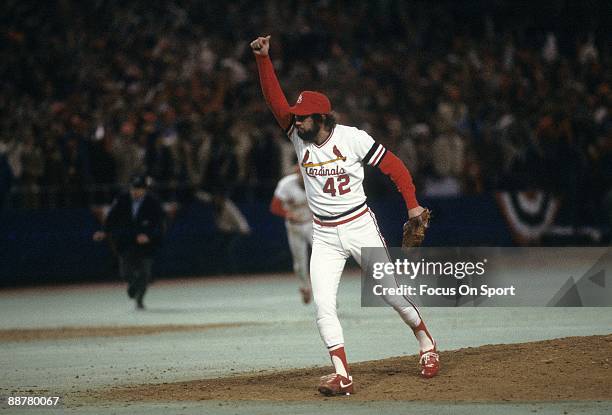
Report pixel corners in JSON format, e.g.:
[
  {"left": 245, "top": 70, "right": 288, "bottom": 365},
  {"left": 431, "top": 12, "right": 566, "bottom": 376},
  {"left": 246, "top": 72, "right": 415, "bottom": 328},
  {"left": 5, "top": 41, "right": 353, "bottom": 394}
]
[
  {"left": 273, "top": 173, "right": 312, "bottom": 223},
  {"left": 273, "top": 173, "right": 312, "bottom": 289},
  {"left": 287, "top": 124, "right": 387, "bottom": 221}
]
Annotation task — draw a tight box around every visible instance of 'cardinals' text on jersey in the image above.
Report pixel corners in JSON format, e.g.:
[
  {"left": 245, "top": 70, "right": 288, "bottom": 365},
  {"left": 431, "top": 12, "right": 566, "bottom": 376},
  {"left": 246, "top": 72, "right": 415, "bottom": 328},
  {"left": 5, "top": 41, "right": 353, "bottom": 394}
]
[{"left": 288, "top": 123, "right": 386, "bottom": 217}]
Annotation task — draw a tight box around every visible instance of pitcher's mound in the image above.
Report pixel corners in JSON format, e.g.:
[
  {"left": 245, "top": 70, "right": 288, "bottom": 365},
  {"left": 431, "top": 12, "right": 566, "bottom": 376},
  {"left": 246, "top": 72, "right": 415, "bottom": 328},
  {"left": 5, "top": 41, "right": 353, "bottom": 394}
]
[{"left": 92, "top": 334, "right": 612, "bottom": 402}]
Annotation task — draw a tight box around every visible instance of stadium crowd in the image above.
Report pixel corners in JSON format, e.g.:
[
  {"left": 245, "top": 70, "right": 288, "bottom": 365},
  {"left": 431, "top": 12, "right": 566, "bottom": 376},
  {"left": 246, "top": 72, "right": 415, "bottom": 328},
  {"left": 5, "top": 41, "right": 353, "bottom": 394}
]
[{"left": 0, "top": 1, "right": 609, "bottom": 223}]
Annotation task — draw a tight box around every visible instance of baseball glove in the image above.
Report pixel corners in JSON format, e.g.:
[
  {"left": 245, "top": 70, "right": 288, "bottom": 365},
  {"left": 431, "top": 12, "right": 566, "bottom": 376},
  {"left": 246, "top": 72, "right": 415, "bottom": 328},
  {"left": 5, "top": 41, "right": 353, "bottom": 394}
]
[{"left": 402, "top": 208, "right": 431, "bottom": 248}]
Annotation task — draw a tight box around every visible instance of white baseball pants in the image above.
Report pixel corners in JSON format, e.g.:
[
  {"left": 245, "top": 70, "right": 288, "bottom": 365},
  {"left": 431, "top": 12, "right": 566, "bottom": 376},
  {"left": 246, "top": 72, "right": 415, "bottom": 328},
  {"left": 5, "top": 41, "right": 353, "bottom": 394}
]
[
  {"left": 310, "top": 207, "right": 422, "bottom": 347},
  {"left": 286, "top": 220, "right": 313, "bottom": 288}
]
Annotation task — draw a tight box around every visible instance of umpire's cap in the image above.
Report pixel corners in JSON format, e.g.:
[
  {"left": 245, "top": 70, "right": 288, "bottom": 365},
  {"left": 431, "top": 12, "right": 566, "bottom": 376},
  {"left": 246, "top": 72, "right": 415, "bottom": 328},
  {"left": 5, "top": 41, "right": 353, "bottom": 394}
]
[
  {"left": 130, "top": 174, "right": 151, "bottom": 189},
  {"left": 289, "top": 91, "right": 331, "bottom": 115}
]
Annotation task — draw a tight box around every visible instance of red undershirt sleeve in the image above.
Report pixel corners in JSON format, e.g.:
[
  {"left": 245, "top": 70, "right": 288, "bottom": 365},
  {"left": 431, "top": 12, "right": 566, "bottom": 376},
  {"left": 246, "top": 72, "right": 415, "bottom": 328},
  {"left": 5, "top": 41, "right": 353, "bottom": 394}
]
[
  {"left": 269, "top": 196, "right": 288, "bottom": 218},
  {"left": 378, "top": 151, "right": 419, "bottom": 211},
  {"left": 255, "top": 55, "right": 292, "bottom": 131}
]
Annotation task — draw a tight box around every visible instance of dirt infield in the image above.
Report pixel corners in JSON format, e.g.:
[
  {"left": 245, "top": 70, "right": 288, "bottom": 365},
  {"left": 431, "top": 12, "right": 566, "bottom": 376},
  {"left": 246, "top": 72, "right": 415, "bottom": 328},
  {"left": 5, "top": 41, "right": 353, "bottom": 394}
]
[
  {"left": 85, "top": 334, "right": 611, "bottom": 402},
  {"left": 0, "top": 323, "right": 258, "bottom": 342}
]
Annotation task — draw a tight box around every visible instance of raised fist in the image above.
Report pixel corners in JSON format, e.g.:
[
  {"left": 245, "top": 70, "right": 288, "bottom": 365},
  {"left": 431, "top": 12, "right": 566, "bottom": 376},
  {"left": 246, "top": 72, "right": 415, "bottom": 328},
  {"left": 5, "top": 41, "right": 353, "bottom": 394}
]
[{"left": 250, "top": 35, "right": 271, "bottom": 56}]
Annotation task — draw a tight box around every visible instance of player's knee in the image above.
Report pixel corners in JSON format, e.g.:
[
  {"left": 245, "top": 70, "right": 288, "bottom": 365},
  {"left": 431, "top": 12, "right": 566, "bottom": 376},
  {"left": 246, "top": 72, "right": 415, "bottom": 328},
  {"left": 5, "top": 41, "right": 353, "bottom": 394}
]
[
  {"left": 316, "top": 312, "right": 339, "bottom": 330},
  {"left": 381, "top": 291, "right": 412, "bottom": 308},
  {"left": 313, "top": 296, "right": 337, "bottom": 318},
  {"left": 392, "top": 304, "right": 421, "bottom": 327}
]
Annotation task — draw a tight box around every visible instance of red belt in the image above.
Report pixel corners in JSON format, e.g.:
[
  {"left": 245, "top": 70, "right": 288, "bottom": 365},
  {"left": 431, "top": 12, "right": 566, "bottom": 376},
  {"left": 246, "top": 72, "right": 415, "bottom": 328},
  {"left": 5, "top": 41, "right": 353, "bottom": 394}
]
[{"left": 313, "top": 205, "right": 369, "bottom": 227}]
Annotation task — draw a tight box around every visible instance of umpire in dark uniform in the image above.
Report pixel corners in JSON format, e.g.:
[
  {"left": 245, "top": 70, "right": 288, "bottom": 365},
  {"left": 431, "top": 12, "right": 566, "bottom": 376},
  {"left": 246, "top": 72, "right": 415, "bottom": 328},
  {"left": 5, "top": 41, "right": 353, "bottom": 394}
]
[{"left": 93, "top": 175, "right": 165, "bottom": 309}]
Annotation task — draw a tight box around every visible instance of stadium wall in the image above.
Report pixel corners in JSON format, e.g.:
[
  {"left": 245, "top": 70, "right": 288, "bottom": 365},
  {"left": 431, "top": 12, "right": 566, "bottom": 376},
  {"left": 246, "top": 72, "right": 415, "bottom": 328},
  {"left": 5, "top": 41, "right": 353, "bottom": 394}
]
[{"left": 0, "top": 195, "right": 511, "bottom": 286}]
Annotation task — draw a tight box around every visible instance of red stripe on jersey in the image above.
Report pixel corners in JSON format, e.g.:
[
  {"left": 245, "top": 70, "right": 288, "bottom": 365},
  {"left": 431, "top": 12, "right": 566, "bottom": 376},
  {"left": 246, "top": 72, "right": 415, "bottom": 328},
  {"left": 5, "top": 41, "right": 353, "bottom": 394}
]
[
  {"left": 370, "top": 145, "right": 386, "bottom": 166},
  {"left": 313, "top": 205, "right": 369, "bottom": 227}
]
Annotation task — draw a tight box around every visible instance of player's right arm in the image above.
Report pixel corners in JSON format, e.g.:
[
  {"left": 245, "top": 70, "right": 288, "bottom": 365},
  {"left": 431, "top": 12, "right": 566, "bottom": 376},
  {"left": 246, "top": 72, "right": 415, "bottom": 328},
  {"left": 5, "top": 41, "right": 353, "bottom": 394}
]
[
  {"left": 93, "top": 197, "right": 119, "bottom": 241},
  {"left": 93, "top": 196, "right": 121, "bottom": 241},
  {"left": 250, "top": 35, "right": 292, "bottom": 131},
  {"left": 270, "top": 177, "right": 298, "bottom": 221},
  {"left": 269, "top": 196, "right": 288, "bottom": 219},
  {"left": 270, "top": 178, "right": 290, "bottom": 219},
  {"left": 353, "top": 129, "right": 424, "bottom": 218}
]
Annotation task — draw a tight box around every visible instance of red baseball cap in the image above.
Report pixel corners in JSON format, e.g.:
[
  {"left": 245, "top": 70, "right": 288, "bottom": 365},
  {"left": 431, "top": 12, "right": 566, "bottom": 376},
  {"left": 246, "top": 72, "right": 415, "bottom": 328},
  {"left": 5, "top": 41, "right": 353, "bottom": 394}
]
[{"left": 289, "top": 91, "right": 331, "bottom": 115}]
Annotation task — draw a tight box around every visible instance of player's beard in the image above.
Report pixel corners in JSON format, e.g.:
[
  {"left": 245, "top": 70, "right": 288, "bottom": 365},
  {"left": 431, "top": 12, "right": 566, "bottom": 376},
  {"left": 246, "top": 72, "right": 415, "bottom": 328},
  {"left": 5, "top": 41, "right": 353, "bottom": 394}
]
[{"left": 297, "top": 123, "right": 320, "bottom": 142}]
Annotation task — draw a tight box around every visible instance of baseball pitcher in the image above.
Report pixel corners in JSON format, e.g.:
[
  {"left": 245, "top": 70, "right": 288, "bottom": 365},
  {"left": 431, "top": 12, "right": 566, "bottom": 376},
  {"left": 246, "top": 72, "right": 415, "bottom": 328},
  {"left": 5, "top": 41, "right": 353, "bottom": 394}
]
[{"left": 251, "top": 35, "right": 439, "bottom": 396}]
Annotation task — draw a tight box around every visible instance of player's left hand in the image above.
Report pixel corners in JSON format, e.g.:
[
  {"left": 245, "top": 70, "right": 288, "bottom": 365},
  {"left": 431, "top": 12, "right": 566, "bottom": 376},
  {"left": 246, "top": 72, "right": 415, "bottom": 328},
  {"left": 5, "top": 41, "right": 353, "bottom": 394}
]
[
  {"left": 408, "top": 206, "right": 426, "bottom": 218},
  {"left": 402, "top": 208, "right": 431, "bottom": 248}
]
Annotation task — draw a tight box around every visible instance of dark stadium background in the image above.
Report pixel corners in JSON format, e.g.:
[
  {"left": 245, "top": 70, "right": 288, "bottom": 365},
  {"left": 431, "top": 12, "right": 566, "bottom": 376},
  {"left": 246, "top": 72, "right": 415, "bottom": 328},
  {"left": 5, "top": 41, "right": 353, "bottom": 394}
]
[{"left": 0, "top": 0, "right": 609, "bottom": 285}]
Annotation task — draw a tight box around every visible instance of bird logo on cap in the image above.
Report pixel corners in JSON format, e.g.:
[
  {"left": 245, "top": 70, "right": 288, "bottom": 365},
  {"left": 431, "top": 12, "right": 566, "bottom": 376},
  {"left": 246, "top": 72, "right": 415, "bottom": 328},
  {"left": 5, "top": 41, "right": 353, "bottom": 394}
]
[{"left": 289, "top": 91, "right": 331, "bottom": 115}]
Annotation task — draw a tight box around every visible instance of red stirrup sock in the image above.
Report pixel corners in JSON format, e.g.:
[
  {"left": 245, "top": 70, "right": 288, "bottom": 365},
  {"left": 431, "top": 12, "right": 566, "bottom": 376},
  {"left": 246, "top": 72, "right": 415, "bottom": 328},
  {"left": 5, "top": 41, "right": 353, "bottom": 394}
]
[
  {"left": 412, "top": 320, "right": 435, "bottom": 352},
  {"left": 328, "top": 344, "right": 350, "bottom": 378}
]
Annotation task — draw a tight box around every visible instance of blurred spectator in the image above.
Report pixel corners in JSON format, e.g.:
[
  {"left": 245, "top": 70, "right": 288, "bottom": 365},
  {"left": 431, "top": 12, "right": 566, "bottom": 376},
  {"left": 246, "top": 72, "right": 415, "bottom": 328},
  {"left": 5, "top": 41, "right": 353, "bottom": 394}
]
[
  {"left": 395, "top": 122, "right": 421, "bottom": 182},
  {"left": 0, "top": 141, "right": 14, "bottom": 209},
  {"left": 90, "top": 133, "right": 118, "bottom": 205},
  {"left": 61, "top": 133, "right": 91, "bottom": 207},
  {"left": 0, "top": 0, "right": 608, "bottom": 231},
  {"left": 113, "top": 121, "right": 144, "bottom": 186},
  {"left": 18, "top": 131, "right": 44, "bottom": 209},
  {"left": 425, "top": 126, "right": 465, "bottom": 197},
  {"left": 40, "top": 133, "right": 67, "bottom": 208}
]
